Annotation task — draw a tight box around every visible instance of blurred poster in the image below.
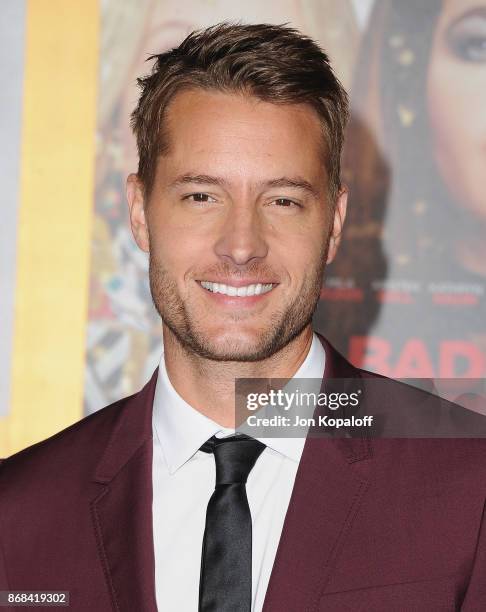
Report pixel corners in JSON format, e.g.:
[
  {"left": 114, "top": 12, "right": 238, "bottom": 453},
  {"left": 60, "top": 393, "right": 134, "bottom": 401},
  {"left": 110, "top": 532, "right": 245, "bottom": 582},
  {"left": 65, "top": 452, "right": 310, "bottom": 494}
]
[{"left": 316, "top": 0, "right": 486, "bottom": 379}]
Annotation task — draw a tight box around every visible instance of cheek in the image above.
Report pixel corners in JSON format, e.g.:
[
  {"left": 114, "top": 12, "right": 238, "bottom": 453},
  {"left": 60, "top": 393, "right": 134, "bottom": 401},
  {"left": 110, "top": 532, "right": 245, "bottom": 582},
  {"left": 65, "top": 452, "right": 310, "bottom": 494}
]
[
  {"left": 271, "top": 234, "right": 324, "bottom": 281},
  {"left": 427, "top": 58, "right": 486, "bottom": 208},
  {"left": 155, "top": 233, "right": 207, "bottom": 277},
  {"left": 147, "top": 224, "right": 189, "bottom": 288},
  {"left": 148, "top": 204, "right": 211, "bottom": 264}
]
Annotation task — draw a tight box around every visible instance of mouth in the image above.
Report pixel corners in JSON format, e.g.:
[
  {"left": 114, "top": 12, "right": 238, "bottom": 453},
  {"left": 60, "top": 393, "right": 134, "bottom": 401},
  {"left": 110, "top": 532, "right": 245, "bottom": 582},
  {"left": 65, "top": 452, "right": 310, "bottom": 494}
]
[{"left": 198, "top": 281, "right": 276, "bottom": 298}]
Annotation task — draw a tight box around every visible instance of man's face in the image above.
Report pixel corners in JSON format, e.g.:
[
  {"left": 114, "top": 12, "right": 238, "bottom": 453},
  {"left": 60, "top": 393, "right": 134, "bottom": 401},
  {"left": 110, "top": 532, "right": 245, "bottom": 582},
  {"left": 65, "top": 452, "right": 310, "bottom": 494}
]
[{"left": 128, "top": 89, "right": 346, "bottom": 361}]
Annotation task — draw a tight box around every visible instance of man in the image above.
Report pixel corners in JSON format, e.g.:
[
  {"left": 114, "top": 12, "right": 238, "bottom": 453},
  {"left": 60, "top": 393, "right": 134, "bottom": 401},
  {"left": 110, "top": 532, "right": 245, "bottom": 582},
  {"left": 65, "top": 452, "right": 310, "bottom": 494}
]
[{"left": 1, "top": 22, "right": 486, "bottom": 612}]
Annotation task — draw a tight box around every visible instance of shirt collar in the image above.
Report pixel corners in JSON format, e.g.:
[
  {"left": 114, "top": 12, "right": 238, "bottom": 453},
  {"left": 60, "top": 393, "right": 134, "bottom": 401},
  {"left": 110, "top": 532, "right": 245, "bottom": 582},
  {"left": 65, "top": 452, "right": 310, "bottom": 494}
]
[{"left": 152, "top": 332, "right": 326, "bottom": 473}]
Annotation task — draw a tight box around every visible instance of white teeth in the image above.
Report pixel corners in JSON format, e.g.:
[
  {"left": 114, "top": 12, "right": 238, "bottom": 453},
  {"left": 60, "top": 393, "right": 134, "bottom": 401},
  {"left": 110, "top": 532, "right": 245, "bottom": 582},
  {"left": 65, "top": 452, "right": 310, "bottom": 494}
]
[{"left": 200, "top": 281, "right": 274, "bottom": 296}]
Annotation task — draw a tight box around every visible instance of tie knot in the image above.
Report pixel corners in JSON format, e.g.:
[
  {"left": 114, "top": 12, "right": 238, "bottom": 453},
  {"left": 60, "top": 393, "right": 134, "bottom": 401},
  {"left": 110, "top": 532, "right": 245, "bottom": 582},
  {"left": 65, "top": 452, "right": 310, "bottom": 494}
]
[{"left": 201, "top": 435, "right": 265, "bottom": 485}]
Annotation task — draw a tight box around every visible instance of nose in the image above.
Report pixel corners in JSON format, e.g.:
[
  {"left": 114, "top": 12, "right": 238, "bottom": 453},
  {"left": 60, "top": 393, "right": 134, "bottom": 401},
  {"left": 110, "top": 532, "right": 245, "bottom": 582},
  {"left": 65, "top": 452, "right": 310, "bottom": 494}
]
[{"left": 214, "top": 202, "right": 269, "bottom": 266}]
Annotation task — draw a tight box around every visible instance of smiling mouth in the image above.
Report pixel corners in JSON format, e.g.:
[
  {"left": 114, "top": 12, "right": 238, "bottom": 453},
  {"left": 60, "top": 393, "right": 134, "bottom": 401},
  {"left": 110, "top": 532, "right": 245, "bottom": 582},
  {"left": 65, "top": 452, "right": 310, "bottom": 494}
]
[{"left": 199, "top": 281, "right": 276, "bottom": 297}]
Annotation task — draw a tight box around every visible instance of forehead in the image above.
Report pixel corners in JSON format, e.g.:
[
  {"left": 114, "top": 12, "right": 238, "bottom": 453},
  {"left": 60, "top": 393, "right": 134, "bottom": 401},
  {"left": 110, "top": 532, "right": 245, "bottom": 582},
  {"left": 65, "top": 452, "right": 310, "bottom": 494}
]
[{"left": 160, "top": 88, "right": 325, "bottom": 180}]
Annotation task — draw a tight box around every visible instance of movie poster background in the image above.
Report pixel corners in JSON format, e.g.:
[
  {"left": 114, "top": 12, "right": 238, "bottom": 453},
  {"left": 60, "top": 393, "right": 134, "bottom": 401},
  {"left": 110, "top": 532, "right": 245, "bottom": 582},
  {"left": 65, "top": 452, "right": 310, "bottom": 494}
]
[{"left": 318, "top": 0, "right": 486, "bottom": 382}]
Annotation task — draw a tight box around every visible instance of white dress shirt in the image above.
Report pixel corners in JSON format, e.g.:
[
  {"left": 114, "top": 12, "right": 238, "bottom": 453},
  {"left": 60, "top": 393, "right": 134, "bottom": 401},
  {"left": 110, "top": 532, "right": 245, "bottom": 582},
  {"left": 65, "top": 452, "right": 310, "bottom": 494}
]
[{"left": 152, "top": 333, "right": 326, "bottom": 611}]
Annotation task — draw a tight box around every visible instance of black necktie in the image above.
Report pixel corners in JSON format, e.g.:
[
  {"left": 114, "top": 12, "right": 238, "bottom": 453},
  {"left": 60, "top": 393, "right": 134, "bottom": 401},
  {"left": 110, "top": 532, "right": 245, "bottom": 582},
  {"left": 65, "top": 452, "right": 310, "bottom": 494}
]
[{"left": 199, "top": 434, "right": 266, "bottom": 612}]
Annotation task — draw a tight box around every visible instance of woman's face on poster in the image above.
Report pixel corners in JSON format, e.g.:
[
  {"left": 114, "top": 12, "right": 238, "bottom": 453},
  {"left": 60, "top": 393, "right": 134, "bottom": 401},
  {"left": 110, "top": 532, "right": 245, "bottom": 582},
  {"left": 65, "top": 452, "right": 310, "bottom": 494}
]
[{"left": 427, "top": 0, "right": 486, "bottom": 223}]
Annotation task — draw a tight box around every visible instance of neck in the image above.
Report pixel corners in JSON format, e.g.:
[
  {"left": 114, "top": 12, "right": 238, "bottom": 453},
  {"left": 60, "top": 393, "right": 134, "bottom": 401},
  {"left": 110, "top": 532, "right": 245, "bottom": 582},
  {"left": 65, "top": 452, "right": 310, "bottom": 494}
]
[{"left": 162, "top": 325, "right": 314, "bottom": 427}]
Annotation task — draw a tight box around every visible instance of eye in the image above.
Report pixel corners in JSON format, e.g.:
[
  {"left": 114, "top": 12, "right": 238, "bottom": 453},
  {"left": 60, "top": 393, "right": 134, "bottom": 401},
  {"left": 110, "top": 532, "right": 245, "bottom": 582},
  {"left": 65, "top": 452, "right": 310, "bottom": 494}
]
[
  {"left": 184, "top": 193, "right": 217, "bottom": 204},
  {"left": 447, "top": 14, "right": 486, "bottom": 63},
  {"left": 273, "top": 197, "right": 301, "bottom": 208}
]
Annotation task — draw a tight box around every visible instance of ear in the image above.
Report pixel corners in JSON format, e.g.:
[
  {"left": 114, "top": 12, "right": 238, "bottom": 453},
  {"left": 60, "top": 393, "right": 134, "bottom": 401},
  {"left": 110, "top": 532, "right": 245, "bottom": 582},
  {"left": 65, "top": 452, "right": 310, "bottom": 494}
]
[
  {"left": 326, "top": 187, "right": 348, "bottom": 264},
  {"left": 126, "top": 173, "right": 150, "bottom": 253}
]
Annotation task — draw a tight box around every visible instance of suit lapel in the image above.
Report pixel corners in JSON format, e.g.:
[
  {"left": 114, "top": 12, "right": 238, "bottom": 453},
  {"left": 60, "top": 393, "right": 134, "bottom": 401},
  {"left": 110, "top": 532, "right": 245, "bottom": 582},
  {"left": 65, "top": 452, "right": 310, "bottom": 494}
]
[
  {"left": 90, "top": 369, "right": 159, "bottom": 612},
  {"left": 263, "top": 335, "right": 372, "bottom": 611}
]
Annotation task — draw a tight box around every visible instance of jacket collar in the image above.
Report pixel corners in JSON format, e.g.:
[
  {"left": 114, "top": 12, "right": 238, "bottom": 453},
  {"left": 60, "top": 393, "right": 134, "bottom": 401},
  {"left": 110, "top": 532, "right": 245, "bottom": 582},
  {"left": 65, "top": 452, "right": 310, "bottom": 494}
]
[
  {"left": 93, "top": 367, "right": 158, "bottom": 485},
  {"left": 90, "top": 369, "right": 159, "bottom": 612}
]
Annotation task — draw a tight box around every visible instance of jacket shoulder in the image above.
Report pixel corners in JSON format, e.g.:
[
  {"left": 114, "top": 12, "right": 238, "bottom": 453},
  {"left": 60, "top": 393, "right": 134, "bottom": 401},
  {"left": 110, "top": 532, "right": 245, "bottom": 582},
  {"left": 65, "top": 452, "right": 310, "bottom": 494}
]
[{"left": 0, "top": 391, "right": 137, "bottom": 492}]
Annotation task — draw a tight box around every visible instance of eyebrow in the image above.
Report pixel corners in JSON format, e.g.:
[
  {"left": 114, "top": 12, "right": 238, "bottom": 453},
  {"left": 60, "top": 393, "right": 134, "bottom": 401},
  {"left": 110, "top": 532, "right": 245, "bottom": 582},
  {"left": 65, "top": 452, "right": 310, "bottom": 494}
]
[
  {"left": 265, "top": 177, "right": 321, "bottom": 199},
  {"left": 170, "top": 174, "right": 227, "bottom": 188},
  {"left": 449, "top": 6, "right": 486, "bottom": 30},
  {"left": 169, "top": 174, "right": 321, "bottom": 199}
]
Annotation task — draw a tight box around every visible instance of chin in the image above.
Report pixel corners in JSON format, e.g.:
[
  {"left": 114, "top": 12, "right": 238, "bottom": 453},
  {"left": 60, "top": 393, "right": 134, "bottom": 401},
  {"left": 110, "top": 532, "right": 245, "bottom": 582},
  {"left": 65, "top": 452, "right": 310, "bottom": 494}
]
[
  {"left": 190, "top": 327, "right": 276, "bottom": 362},
  {"left": 205, "top": 330, "right": 262, "bottom": 355}
]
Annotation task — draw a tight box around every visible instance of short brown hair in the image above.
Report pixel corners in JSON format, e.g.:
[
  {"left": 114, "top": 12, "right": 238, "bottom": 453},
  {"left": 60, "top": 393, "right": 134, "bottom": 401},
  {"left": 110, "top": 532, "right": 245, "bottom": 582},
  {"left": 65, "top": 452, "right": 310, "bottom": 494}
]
[{"left": 131, "top": 22, "right": 349, "bottom": 202}]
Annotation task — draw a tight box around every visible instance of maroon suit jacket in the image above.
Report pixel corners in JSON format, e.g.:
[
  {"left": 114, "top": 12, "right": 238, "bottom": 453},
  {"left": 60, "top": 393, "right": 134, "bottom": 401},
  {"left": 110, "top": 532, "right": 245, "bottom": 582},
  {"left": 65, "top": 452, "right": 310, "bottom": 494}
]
[{"left": 1, "top": 334, "right": 486, "bottom": 611}]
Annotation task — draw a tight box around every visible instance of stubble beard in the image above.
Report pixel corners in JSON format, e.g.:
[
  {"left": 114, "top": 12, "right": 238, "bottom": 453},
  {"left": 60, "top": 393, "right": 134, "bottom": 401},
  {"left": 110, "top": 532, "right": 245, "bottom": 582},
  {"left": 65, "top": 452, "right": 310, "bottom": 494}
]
[{"left": 148, "top": 249, "right": 328, "bottom": 363}]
